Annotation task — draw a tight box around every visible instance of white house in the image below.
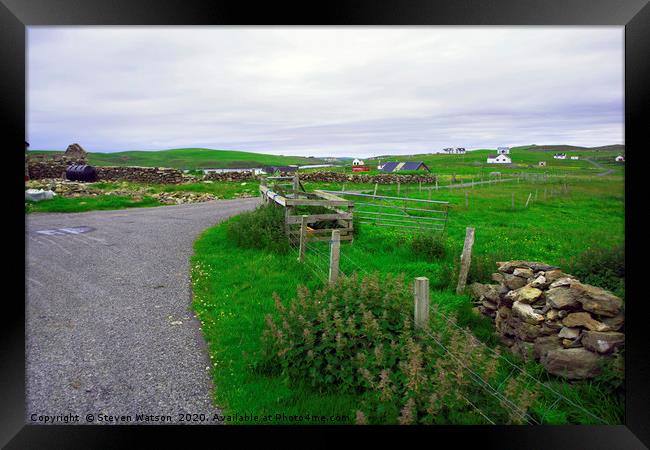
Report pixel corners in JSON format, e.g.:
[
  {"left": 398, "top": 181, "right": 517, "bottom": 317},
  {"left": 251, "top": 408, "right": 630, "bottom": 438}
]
[
  {"left": 538, "top": 161, "right": 547, "bottom": 167},
  {"left": 497, "top": 147, "right": 510, "bottom": 155},
  {"left": 487, "top": 154, "right": 511, "bottom": 164},
  {"left": 615, "top": 155, "right": 625, "bottom": 162},
  {"left": 352, "top": 158, "right": 365, "bottom": 166},
  {"left": 570, "top": 156, "right": 579, "bottom": 160},
  {"left": 553, "top": 153, "right": 567, "bottom": 160}
]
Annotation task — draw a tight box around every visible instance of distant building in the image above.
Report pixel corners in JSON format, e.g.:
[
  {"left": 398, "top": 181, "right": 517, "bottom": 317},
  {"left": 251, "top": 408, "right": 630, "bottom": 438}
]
[
  {"left": 487, "top": 154, "right": 511, "bottom": 164},
  {"left": 615, "top": 155, "right": 625, "bottom": 162},
  {"left": 497, "top": 147, "right": 510, "bottom": 155},
  {"left": 380, "top": 161, "right": 431, "bottom": 173},
  {"left": 538, "top": 161, "right": 547, "bottom": 167},
  {"left": 570, "top": 156, "right": 579, "bottom": 160},
  {"left": 352, "top": 158, "right": 365, "bottom": 166},
  {"left": 553, "top": 153, "right": 567, "bottom": 160}
]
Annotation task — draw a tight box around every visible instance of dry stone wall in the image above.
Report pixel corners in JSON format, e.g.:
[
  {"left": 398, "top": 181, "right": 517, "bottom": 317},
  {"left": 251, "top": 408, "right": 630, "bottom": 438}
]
[
  {"left": 295, "top": 171, "right": 438, "bottom": 184},
  {"left": 27, "top": 155, "right": 88, "bottom": 179},
  {"left": 95, "top": 166, "right": 183, "bottom": 184},
  {"left": 469, "top": 261, "right": 624, "bottom": 380}
]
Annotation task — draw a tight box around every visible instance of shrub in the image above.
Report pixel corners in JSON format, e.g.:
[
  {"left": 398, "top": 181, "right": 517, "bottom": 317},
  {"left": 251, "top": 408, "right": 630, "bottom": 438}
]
[
  {"left": 226, "top": 203, "right": 289, "bottom": 254},
  {"left": 562, "top": 245, "right": 624, "bottom": 299},
  {"left": 259, "top": 272, "right": 539, "bottom": 424},
  {"left": 411, "top": 233, "right": 447, "bottom": 261}
]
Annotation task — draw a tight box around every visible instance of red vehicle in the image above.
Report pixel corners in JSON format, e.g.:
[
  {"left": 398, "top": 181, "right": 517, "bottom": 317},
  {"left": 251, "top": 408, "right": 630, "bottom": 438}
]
[{"left": 352, "top": 166, "right": 370, "bottom": 172}]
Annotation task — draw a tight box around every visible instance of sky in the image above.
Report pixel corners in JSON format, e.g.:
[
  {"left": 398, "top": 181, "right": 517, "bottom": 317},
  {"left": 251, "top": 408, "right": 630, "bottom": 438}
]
[{"left": 27, "top": 27, "right": 624, "bottom": 158}]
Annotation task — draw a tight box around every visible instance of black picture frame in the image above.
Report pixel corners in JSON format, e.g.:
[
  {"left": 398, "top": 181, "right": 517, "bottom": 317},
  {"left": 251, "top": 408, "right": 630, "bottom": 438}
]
[{"left": 2, "top": 0, "right": 648, "bottom": 447}]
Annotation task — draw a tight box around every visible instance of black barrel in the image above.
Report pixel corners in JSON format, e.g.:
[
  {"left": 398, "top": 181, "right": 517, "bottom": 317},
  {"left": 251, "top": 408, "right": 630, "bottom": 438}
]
[{"left": 66, "top": 164, "right": 97, "bottom": 182}]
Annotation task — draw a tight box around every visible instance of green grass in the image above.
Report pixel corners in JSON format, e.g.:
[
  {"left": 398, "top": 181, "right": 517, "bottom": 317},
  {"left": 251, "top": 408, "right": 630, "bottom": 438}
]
[
  {"left": 191, "top": 174, "right": 624, "bottom": 424},
  {"left": 29, "top": 148, "right": 329, "bottom": 170},
  {"left": 25, "top": 195, "right": 161, "bottom": 213}
]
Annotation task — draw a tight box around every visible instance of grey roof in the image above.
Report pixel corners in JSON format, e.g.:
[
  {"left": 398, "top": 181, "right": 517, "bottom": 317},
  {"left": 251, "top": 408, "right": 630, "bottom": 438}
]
[
  {"left": 401, "top": 162, "right": 430, "bottom": 172},
  {"left": 380, "top": 161, "right": 400, "bottom": 172}
]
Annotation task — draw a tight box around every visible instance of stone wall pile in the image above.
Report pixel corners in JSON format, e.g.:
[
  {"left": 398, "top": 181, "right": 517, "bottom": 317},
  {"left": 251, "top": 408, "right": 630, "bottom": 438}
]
[
  {"left": 27, "top": 155, "right": 87, "bottom": 179},
  {"left": 94, "top": 166, "right": 183, "bottom": 184},
  {"left": 263, "top": 171, "right": 438, "bottom": 184},
  {"left": 202, "top": 171, "right": 257, "bottom": 182},
  {"left": 469, "top": 261, "right": 624, "bottom": 380}
]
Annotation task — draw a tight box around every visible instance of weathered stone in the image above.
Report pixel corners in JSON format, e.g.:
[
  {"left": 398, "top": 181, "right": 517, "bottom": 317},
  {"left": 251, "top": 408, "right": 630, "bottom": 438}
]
[
  {"left": 558, "top": 310, "right": 568, "bottom": 319},
  {"left": 491, "top": 272, "right": 506, "bottom": 284},
  {"left": 549, "top": 277, "right": 577, "bottom": 289},
  {"left": 481, "top": 299, "right": 498, "bottom": 311},
  {"left": 497, "top": 261, "right": 559, "bottom": 274},
  {"left": 514, "top": 320, "right": 543, "bottom": 342},
  {"left": 602, "top": 312, "right": 625, "bottom": 331},
  {"left": 581, "top": 331, "right": 625, "bottom": 354},
  {"left": 64, "top": 143, "right": 88, "bottom": 159},
  {"left": 544, "top": 269, "right": 568, "bottom": 283},
  {"left": 569, "top": 282, "right": 623, "bottom": 318},
  {"left": 511, "top": 285, "right": 543, "bottom": 304},
  {"left": 512, "top": 301, "right": 545, "bottom": 325},
  {"left": 546, "top": 287, "right": 580, "bottom": 310},
  {"left": 545, "top": 309, "right": 560, "bottom": 321},
  {"left": 513, "top": 268, "right": 534, "bottom": 279},
  {"left": 499, "top": 335, "right": 515, "bottom": 347},
  {"left": 541, "top": 321, "right": 563, "bottom": 334},
  {"left": 533, "top": 335, "right": 563, "bottom": 359},
  {"left": 562, "top": 312, "right": 610, "bottom": 331},
  {"left": 541, "top": 348, "right": 604, "bottom": 379},
  {"left": 530, "top": 275, "right": 548, "bottom": 289},
  {"left": 558, "top": 327, "right": 580, "bottom": 339},
  {"left": 502, "top": 273, "right": 528, "bottom": 290},
  {"left": 479, "top": 306, "right": 497, "bottom": 318},
  {"left": 468, "top": 282, "right": 490, "bottom": 301}
]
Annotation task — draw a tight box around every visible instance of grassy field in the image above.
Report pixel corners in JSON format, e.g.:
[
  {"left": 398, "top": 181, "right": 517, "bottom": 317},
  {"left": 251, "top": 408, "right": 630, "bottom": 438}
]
[
  {"left": 190, "top": 173, "right": 625, "bottom": 425},
  {"left": 29, "top": 148, "right": 330, "bottom": 170},
  {"left": 25, "top": 195, "right": 162, "bottom": 213}
]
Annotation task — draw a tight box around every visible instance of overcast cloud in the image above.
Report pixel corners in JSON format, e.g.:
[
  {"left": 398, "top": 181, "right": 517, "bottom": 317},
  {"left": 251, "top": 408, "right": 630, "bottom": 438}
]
[{"left": 27, "top": 27, "right": 623, "bottom": 157}]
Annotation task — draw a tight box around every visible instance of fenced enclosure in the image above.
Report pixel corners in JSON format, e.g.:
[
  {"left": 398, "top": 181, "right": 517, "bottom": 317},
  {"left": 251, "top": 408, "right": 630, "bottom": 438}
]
[
  {"left": 320, "top": 190, "right": 449, "bottom": 234},
  {"left": 259, "top": 176, "right": 354, "bottom": 244}
]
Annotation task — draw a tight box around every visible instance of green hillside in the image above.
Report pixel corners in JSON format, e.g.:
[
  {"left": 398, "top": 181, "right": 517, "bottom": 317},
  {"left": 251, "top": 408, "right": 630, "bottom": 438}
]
[
  {"left": 29, "top": 148, "right": 328, "bottom": 170},
  {"left": 365, "top": 146, "right": 624, "bottom": 176}
]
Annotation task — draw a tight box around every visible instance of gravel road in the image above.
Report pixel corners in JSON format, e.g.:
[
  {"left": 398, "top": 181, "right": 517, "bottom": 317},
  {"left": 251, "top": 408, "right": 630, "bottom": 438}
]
[{"left": 25, "top": 198, "right": 260, "bottom": 424}]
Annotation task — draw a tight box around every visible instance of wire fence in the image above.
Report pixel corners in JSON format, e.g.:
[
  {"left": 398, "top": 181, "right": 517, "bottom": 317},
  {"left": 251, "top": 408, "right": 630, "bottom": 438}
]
[{"left": 288, "top": 231, "right": 608, "bottom": 425}]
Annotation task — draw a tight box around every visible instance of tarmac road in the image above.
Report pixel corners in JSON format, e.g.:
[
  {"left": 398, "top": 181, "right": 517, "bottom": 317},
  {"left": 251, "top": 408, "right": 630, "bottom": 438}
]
[{"left": 25, "top": 197, "right": 260, "bottom": 424}]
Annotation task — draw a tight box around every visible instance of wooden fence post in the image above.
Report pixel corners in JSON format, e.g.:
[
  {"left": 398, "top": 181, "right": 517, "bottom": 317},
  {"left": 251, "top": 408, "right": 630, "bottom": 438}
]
[
  {"left": 328, "top": 229, "right": 341, "bottom": 284},
  {"left": 456, "top": 227, "right": 475, "bottom": 295},
  {"left": 293, "top": 174, "right": 299, "bottom": 198},
  {"left": 373, "top": 183, "right": 378, "bottom": 197},
  {"left": 298, "top": 215, "right": 307, "bottom": 263},
  {"left": 397, "top": 180, "right": 401, "bottom": 196},
  {"left": 414, "top": 277, "right": 430, "bottom": 329},
  {"left": 525, "top": 192, "right": 532, "bottom": 208}
]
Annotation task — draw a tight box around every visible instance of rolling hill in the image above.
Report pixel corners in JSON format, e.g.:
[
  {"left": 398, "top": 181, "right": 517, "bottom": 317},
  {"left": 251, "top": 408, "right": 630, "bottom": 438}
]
[{"left": 28, "top": 148, "right": 329, "bottom": 170}]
